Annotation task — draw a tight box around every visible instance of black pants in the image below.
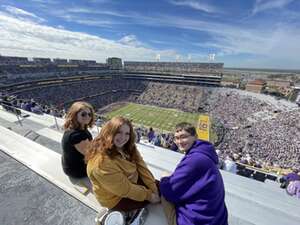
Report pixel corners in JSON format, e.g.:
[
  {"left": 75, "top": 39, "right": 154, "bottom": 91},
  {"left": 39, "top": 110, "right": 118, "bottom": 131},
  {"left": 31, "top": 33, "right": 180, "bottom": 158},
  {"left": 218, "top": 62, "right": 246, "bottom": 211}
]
[{"left": 62, "top": 159, "right": 87, "bottom": 178}]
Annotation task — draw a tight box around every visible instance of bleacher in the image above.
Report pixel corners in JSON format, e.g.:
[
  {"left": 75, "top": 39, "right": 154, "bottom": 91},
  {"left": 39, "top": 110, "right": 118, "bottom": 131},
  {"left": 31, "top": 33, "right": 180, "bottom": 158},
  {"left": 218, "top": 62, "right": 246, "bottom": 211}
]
[
  {"left": 123, "top": 61, "right": 223, "bottom": 86},
  {"left": 123, "top": 73, "right": 221, "bottom": 86},
  {"left": 0, "top": 105, "right": 300, "bottom": 225},
  {"left": 0, "top": 55, "right": 110, "bottom": 82},
  {"left": 123, "top": 61, "right": 224, "bottom": 76}
]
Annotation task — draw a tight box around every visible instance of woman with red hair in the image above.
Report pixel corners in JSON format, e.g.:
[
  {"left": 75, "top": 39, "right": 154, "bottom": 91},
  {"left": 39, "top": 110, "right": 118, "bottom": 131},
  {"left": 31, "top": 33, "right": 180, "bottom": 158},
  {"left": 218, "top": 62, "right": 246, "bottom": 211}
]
[
  {"left": 61, "top": 101, "right": 95, "bottom": 178},
  {"left": 86, "top": 116, "right": 160, "bottom": 211}
]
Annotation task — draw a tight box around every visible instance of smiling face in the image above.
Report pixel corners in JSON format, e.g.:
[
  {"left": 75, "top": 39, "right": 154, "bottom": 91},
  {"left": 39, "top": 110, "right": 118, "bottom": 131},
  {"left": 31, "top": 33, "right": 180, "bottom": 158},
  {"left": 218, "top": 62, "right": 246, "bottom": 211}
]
[
  {"left": 174, "top": 129, "right": 197, "bottom": 152},
  {"left": 77, "top": 108, "right": 92, "bottom": 128},
  {"left": 113, "top": 123, "right": 130, "bottom": 149}
]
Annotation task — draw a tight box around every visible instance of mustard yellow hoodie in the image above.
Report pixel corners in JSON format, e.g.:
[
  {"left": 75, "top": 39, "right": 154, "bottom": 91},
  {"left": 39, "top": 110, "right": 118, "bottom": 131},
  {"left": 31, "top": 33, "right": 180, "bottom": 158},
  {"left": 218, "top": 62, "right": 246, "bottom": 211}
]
[{"left": 87, "top": 150, "right": 158, "bottom": 209}]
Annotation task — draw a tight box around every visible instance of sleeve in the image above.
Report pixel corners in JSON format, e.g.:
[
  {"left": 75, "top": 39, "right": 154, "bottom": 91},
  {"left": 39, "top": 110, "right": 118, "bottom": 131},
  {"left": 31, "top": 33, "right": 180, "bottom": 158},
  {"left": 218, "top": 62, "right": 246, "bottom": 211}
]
[
  {"left": 135, "top": 150, "right": 158, "bottom": 193},
  {"left": 159, "top": 155, "right": 212, "bottom": 204},
  {"left": 69, "top": 131, "right": 88, "bottom": 145},
  {"left": 86, "top": 130, "right": 93, "bottom": 141},
  {"left": 92, "top": 159, "right": 153, "bottom": 202}
]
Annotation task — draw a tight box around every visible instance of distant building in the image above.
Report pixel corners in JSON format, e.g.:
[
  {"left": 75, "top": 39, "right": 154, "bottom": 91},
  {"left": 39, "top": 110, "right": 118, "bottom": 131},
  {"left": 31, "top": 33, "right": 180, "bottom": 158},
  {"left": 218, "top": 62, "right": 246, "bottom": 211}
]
[
  {"left": 290, "top": 84, "right": 300, "bottom": 104},
  {"left": 53, "top": 58, "right": 68, "bottom": 64},
  {"left": 266, "top": 80, "right": 292, "bottom": 89},
  {"left": 296, "top": 94, "right": 300, "bottom": 106},
  {"left": 0, "top": 55, "right": 29, "bottom": 65},
  {"left": 245, "top": 79, "right": 266, "bottom": 93},
  {"left": 106, "top": 57, "right": 123, "bottom": 70},
  {"left": 33, "top": 57, "right": 51, "bottom": 64},
  {"left": 221, "top": 80, "right": 240, "bottom": 88}
]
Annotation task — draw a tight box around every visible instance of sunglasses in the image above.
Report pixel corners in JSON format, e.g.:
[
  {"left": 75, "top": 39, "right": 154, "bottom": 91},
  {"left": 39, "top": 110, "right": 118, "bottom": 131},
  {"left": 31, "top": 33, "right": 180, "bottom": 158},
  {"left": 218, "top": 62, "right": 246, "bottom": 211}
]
[{"left": 80, "top": 111, "right": 92, "bottom": 117}]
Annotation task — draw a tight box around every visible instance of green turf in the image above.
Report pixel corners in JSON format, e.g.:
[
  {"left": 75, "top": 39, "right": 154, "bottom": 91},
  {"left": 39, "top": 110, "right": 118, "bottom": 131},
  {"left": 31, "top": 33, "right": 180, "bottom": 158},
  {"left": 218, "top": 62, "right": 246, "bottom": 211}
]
[{"left": 104, "top": 103, "right": 200, "bottom": 132}]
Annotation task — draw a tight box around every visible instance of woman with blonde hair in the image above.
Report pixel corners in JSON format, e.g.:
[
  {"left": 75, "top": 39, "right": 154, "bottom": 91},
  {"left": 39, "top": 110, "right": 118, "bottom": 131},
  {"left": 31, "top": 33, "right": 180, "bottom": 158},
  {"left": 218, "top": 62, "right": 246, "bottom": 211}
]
[
  {"left": 61, "top": 101, "right": 95, "bottom": 178},
  {"left": 86, "top": 116, "right": 160, "bottom": 211}
]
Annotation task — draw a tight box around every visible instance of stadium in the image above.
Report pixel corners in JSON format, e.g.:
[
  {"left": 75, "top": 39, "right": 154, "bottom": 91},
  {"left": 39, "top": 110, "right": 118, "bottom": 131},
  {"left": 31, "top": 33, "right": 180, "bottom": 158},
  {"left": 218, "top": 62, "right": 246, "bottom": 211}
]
[
  {"left": 1, "top": 55, "right": 299, "bottom": 170},
  {"left": 1, "top": 55, "right": 300, "bottom": 225}
]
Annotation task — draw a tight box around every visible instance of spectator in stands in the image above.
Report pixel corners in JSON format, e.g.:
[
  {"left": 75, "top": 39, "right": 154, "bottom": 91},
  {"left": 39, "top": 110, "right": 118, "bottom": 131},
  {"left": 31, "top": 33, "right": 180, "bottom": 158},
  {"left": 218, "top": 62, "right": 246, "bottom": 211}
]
[
  {"left": 280, "top": 169, "right": 300, "bottom": 189},
  {"left": 86, "top": 116, "right": 160, "bottom": 212},
  {"left": 24, "top": 101, "right": 32, "bottom": 112},
  {"left": 285, "top": 169, "right": 300, "bottom": 182},
  {"left": 153, "top": 134, "right": 161, "bottom": 146},
  {"left": 224, "top": 155, "right": 237, "bottom": 174},
  {"left": 216, "top": 149, "right": 225, "bottom": 169},
  {"left": 134, "top": 127, "right": 141, "bottom": 143},
  {"left": 147, "top": 127, "right": 155, "bottom": 143},
  {"left": 160, "top": 122, "right": 228, "bottom": 225},
  {"left": 31, "top": 102, "right": 43, "bottom": 114},
  {"left": 170, "top": 141, "right": 178, "bottom": 152},
  {"left": 61, "top": 101, "right": 95, "bottom": 178}
]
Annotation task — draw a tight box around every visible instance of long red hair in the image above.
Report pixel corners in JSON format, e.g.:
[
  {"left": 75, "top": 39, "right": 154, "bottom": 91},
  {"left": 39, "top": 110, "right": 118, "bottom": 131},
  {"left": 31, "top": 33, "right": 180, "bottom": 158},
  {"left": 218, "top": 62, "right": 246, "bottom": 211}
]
[{"left": 85, "top": 116, "right": 138, "bottom": 163}]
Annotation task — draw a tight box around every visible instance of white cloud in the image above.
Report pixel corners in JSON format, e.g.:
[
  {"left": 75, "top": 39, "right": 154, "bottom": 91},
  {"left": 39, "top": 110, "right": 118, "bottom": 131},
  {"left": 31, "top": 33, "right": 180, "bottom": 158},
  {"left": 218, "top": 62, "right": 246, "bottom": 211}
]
[
  {"left": 51, "top": 6, "right": 300, "bottom": 68},
  {"left": 0, "top": 12, "right": 177, "bottom": 62},
  {"left": 143, "top": 14, "right": 300, "bottom": 68},
  {"left": 168, "top": 0, "right": 220, "bottom": 13},
  {"left": 0, "top": 3, "right": 299, "bottom": 68},
  {"left": 252, "top": 0, "right": 294, "bottom": 14},
  {"left": 52, "top": 9, "right": 127, "bottom": 28},
  {"left": 118, "top": 35, "right": 143, "bottom": 47},
  {"left": 67, "top": 7, "right": 128, "bottom": 17},
  {"left": 30, "top": 0, "right": 59, "bottom": 4},
  {"left": 2, "top": 5, "right": 45, "bottom": 23},
  {"left": 68, "top": 18, "right": 117, "bottom": 28}
]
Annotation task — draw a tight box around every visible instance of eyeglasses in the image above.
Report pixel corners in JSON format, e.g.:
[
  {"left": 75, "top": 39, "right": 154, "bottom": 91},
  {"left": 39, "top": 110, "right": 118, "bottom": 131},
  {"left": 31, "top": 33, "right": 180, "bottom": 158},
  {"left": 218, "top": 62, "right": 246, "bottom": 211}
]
[
  {"left": 174, "top": 135, "right": 191, "bottom": 141},
  {"left": 80, "top": 111, "right": 92, "bottom": 117}
]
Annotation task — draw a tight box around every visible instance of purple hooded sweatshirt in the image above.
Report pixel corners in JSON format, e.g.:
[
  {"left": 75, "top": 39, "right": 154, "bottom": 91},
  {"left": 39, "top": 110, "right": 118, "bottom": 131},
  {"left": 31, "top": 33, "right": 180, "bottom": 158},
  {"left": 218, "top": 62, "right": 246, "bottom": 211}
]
[{"left": 160, "top": 140, "right": 228, "bottom": 225}]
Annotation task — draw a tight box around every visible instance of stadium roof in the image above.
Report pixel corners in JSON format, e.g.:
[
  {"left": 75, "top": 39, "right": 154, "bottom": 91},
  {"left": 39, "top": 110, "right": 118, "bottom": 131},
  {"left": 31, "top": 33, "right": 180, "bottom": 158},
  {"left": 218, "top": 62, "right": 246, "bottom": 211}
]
[{"left": 247, "top": 79, "right": 266, "bottom": 85}]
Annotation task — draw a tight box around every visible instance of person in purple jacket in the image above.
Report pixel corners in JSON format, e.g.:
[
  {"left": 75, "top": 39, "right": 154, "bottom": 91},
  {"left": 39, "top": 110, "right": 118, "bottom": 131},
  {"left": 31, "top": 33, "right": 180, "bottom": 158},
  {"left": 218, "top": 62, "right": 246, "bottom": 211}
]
[{"left": 160, "top": 122, "right": 228, "bottom": 225}]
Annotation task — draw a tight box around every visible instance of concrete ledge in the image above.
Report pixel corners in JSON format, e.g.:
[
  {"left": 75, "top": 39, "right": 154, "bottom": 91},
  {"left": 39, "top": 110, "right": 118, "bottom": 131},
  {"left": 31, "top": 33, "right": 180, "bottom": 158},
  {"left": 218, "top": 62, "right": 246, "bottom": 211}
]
[{"left": 0, "top": 126, "right": 104, "bottom": 214}]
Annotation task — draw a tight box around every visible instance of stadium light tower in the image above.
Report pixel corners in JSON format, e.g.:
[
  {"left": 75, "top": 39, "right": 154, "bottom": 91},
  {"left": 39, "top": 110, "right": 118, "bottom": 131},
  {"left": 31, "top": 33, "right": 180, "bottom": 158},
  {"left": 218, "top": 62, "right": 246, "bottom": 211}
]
[
  {"left": 296, "top": 93, "right": 300, "bottom": 105},
  {"left": 208, "top": 53, "right": 215, "bottom": 61},
  {"left": 156, "top": 54, "right": 160, "bottom": 62}
]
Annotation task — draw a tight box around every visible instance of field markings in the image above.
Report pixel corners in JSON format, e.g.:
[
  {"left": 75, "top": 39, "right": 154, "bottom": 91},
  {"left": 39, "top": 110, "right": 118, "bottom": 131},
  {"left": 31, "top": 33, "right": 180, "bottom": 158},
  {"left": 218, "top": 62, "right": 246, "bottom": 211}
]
[{"left": 104, "top": 103, "right": 200, "bottom": 132}]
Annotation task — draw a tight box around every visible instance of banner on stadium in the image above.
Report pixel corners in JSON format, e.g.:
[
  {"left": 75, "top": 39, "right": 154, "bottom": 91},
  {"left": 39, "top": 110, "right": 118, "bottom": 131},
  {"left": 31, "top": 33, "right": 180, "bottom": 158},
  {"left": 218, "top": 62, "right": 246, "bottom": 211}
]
[{"left": 196, "top": 115, "right": 210, "bottom": 141}]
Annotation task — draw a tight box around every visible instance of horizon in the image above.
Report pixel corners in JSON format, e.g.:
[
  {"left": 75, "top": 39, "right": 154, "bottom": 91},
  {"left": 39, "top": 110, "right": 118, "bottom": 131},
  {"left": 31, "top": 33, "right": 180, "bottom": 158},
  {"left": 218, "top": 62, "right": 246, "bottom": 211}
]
[{"left": 1, "top": 0, "right": 300, "bottom": 70}]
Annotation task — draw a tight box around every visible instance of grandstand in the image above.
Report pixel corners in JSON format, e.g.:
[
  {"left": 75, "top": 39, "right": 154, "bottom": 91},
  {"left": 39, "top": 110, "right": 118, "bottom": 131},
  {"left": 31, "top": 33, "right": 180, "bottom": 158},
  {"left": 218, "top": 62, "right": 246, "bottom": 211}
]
[
  {"left": 123, "top": 73, "right": 222, "bottom": 86},
  {"left": 1, "top": 54, "right": 300, "bottom": 224},
  {"left": 123, "top": 61, "right": 223, "bottom": 86},
  {"left": 0, "top": 55, "right": 110, "bottom": 82},
  {"left": 124, "top": 61, "right": 224, "bottom": 75},
  {"left": 1, "top": 55, "right": 299, "bottom": 171}
]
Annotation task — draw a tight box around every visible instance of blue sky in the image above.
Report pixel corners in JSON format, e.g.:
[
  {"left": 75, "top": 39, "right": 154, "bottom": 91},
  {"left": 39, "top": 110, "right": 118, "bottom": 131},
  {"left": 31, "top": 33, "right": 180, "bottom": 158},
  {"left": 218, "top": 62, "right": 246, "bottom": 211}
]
[{"left": 0, "top": 0, "right": 300, "bottom": 69}]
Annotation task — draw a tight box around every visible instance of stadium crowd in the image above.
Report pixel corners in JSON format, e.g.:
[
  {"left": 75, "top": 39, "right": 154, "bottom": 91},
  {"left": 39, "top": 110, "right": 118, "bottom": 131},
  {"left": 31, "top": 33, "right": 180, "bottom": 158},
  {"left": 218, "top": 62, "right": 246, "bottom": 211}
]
[
  {"left": 11, "top": 78, "right": 147, "bottom": 110},
  {"left": 1, "top": 74, "right": 299, "bottom": 172},
  {"left": 136, "top": 82, "right": 203, "bottom": 112},
  {"left": 218, "top": 109, "right": 300, "bottom": 170}
]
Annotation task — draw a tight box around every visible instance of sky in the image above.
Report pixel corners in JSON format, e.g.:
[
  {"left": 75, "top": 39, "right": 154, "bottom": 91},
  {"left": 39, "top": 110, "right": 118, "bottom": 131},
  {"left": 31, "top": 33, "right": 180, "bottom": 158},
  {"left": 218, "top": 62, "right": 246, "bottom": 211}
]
[{"left": 0, "top": 0, "right": 300, "bottom": 69}]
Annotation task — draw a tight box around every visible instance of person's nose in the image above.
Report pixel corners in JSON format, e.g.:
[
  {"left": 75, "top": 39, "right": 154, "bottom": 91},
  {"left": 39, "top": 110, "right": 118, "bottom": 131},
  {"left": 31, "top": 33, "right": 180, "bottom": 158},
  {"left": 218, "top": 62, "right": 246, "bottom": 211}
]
[
  {"left": 120, "top": 133, "right": 126, "bottom": 141},
  {"left": 176, "top": 138, "right": 183, "bottom": 145}
]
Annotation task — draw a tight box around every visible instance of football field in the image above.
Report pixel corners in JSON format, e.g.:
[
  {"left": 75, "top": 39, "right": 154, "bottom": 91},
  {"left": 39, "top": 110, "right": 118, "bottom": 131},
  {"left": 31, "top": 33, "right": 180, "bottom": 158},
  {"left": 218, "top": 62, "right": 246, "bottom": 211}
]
[{"left": 104, "top": 103, "right": 199, "bottom": 132}]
